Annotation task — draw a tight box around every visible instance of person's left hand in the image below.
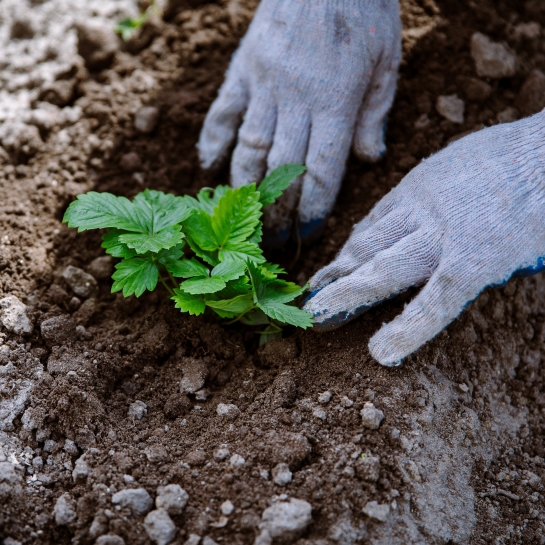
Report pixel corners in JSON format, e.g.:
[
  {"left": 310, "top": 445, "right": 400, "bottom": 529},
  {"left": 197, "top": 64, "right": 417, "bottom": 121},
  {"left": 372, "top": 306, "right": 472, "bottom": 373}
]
[{"left": 304, "top": 112, "right": 545, "bottom": 366}]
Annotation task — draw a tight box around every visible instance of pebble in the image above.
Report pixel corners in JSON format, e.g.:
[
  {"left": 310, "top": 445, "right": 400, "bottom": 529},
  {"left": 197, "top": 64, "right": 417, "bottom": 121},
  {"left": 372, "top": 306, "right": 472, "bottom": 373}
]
[
  {"left": 128, "top": 400, "right": 148, "bottom": 420},
  {"left": 185, "top": 450, "right": 207, "bottom": 467},
  {"left": 144, "top": 508, "right": 177, "bottom": 545},
  {"left": 470, "top": 32, "right": 516, "bottom": 79},
  {"left": 163, "top": 393, "right": 192, "bottom": 420},
  {"left": 64, "top": 439, "right": 79, "bottom": 456},
  {"left": 318, "top": 391, "right": 332, "bottom": 404},
  {"left": 436, "top": 94, "right": 465, "bottom": 124},
  {"left": 340, "top": 396, "right": 354, "bottom": 408},
  {"left": 180, "top": 359, "right": 209, "bottom": 394},
  {"left": 463, "top": 77, "right": 492, "bottom": 103},
  {"left": 272, "top": 463, "right": 293, "bottom": 486},
  {"left": 76, "top": 20, "right": 118, "bottom": 70},
  {"left": 184, "top": 535, "right": 201, "bottom": 545},
  {"left": 516, "top": 69, "right": 545, "bottom": 116},
  {"left": 4, "top": 538, "right": 22, "bottom": 545},
  {"left": 312, "top": 406, "right": 327, "bottom": 420},
  {"left": 87, "top": 256, "right": 114, "bottom": 280},
  {"left": 216, "top": 403, "right": 240, "bottom": 418},
  {"left": 72, "top": 455, "right": 91, "bottom": 483},
  {"left": 362, "top": 501, "right": 390, "bottom": 522},
  {"left": 259, "top": 431, "right": 311, "bottom": 470},
  {"left": 135, "top": 106, "right": 160, "bottom": 133},
  {"left": 32, "top": 456, "right": 43, "bottom": 469},
  {"left": 0, "top": 461, "right": 22, "bottom": 500},
  {"left": 156, "top": 484, "right": 189, "bottom": 515},
  {"left": 361, "top": 403, "right": 384, "bottom": 430},
  {"left": 63, "top": 265, "right": 98, "bottom": 298},
  {"left": 0, "top": 295, "right": 33, "bottom": 335},
  {"left": 96, "top": 535, "right": 126, "bottom": 545},
  {"left": 202, "top": 538, "right": 218, "bottom": 545},
  {"left": 220, "top": 500, "right": 234, "bottom": 516},
  {"left": 497, "top": 107, "right": 519, "bottom": 124},
  {"left": 119, "top": 151, "right": 142, "bottom": 172},
  {"left": 328, "top": 517, "right": 367, "bottom": 544},
  {"left": 458, "top": 383, "right": 469, "bottom": 394},
  {"left": 213, "top": 446, "right": 230, "bottom": 462},
  {"left": 112, "top": 488, "right": 153, "bottom": 516},
  {"left": 258, "top": 498, "right": 312, "bottom": 542},
  {"left": 355, "top": 454, "right": 381, "bottom": 482},
  {"left": 54, "top": 493, "right": 77, "bottom": 525},
  {"left": 145, "top": 445, "right": 169, "bottom": 464},
  {"left": 40, "top": 315, "right": 77, "bottom": 346},
  {"left": 43, "top": 439, "right": 58, "bottom": 453},
  {"left": 229, "top": 454, "right": 245, "bottom": 467},
  {"left": 195, "top": 388, "right": 210, "bottom": 401}
]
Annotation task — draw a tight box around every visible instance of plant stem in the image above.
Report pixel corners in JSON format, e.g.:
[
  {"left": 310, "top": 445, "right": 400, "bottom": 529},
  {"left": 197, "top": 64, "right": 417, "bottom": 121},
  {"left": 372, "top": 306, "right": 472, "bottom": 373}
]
[
  {"left": 159, "top": 276, "right": 175, "bottom": 296},
  {"left": 167, "top": 270, "right": 179, "bottom": 289},
  {"left": 225, "top": 306, "right": 256, "bottom": 325}
]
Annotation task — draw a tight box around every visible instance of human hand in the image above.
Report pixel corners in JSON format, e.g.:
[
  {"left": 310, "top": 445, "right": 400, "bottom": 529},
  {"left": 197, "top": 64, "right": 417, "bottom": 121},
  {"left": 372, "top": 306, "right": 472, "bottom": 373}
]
[
  {"left": 198, "top": 0, "right": 402, "bottom": 244},
  {"left": 304, "top": 111, "right": 545, "bottom": 366}
]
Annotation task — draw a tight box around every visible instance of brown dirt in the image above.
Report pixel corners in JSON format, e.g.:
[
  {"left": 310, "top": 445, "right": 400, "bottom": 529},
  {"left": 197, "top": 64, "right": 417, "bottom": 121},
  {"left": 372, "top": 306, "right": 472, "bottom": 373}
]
[{"left": 1, "top": 0, "right": 545, "bottom": 544}]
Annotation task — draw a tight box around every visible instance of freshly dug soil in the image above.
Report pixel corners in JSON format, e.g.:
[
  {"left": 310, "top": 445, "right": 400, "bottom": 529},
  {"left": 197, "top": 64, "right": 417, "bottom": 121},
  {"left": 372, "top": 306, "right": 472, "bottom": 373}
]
[{"left": 1, "top": 0, "right": 545, "bottom": 544}]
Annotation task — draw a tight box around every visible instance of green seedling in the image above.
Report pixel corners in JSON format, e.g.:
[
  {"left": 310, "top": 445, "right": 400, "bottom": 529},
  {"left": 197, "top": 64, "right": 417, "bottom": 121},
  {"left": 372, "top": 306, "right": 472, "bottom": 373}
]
[
  {"left": 115, "top": 0, "right": 161, "bottom": 41},
  {"left": 63, "top": 165, "right": 313, "bottom": 342}
]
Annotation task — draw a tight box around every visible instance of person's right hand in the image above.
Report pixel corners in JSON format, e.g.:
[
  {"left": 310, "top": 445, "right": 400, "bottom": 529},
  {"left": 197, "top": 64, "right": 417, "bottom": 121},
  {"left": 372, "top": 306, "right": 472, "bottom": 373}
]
[
  {"left": 198, "top": 0, "right": 402, "bottom": 245},
  {"left": 305, "top": 111, "right": 545, "bottom": 366}
]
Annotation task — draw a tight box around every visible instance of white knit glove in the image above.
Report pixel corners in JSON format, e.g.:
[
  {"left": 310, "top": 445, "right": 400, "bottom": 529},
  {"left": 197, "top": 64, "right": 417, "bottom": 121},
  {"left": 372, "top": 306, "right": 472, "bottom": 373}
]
[
  {"left": 305, "top": 111, "right": 545, "bottom": 366},
  {"left": 198, "top": 0, "right": 402, "bottom": 243}
]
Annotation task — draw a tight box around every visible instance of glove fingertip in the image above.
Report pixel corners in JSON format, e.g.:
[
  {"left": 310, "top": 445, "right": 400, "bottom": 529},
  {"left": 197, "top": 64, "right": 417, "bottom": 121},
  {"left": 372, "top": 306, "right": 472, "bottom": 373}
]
[{"left": 298, "top": 217, "right": 326, "bottom": 244}]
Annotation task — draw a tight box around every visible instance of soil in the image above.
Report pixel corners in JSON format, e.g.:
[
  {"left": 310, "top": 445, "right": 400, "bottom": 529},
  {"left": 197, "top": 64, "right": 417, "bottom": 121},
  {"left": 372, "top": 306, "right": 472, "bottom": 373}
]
[{"left": 1, "top": 0, "right": 545, "bottom": 544}]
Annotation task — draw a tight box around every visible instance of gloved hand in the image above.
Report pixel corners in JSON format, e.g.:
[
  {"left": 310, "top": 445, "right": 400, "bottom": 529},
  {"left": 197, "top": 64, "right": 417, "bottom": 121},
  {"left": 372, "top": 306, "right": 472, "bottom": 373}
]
[
  {"left": 304, "top": 111, "right": 545, "bottom": 366},
  {"left": 198, "top": 0, "right": 402, "bottom": 244}
]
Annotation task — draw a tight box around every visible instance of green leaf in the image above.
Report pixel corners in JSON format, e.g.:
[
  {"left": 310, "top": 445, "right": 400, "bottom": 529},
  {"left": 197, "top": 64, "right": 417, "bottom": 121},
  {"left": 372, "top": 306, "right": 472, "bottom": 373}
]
[
  {"left": 185, "top": 236, "right": 218, "bottom": 267},
  {"left": 115, "top": 16, "right": 145, "bottom": 41},
  {"left": 119, "top": 225, "right": 184, "bottom": 253},
  {"left": 257, "top": 301, "right": 313, "bottom": 328},
  {"left": 258, "top": 164, "right": 306, "bottom": 206},
  {"left": 172, "top": 289, "right": 205, "bottom": 315},
  {"left": 211, "top": 259, "right": 246, "bottom": 281},
  {"left": 63, "top": 192, "right": 148, "bottom": 232},
  {"left": 210, "top": 277, "right": 251, "bottom": 300},
  {"left": 133, "top": 190, "right": 190, "bottom": 233},
  {"left": 184, "top": 211, "right": 217, "bottom": 252},
  {"left": 111, "top": 257, "right": 159, "bottom": 297},
  {"left": 193, "top": 186, "right": 230, "bottom": 214},
  {"left": 263, "top": 262, "right": 287, "bottom": 275},
  {"left": 101, "top": 230, "right": 137, "bottom": 258},
  {"left": 180, "top": 276, "right": 226, "bottom": 295},
  {"left": 249, "top": 223, "right": 263, "bottom": 246},
  {"left": 211, "top": 185, "right": 262, "bottom": 247},
  {"left": 156, "top": 244, "right": 184, "bottom": 265},
  {"left": 168, "top": 258, "right": 210, "bottom": 278},
  {"left": 205, "top": 293, "right": 254, "bottom": 314},
  {"left": 220, "top": 241, "right": 265, "bottom": 264}
]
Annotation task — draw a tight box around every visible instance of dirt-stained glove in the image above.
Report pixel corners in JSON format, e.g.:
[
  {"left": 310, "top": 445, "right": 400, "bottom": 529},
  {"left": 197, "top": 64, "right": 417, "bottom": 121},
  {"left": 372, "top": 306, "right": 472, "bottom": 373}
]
[
  {"left": 198, "top": 0, "right": 402, "bottom": 244},
  {"left": 304, "top": 111, "right": 545, "bottom": 366}
]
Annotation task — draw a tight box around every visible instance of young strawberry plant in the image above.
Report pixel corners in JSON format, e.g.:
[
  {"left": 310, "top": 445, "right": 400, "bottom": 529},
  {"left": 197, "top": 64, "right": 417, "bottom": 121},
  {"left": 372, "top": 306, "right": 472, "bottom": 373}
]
[{"left": 63, "top": 165, "right": 313, "bottom": 341}]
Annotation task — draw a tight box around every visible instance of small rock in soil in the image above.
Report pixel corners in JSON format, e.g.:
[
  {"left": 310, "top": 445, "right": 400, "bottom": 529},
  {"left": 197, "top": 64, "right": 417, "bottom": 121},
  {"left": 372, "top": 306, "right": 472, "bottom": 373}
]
[
  {"left": 258, "top": 498, "right": 312, "bottom": 543},
  {"left": 312, "top": 406, "right": 327, "bottom": 420},
  {"left": 163, "top": 393, "right": 192, "bottom": 420},
  {"left": 180, "top": 358, "right": 209, "bottom": 394},
  {"left": 96, "top": 535, "right": 126, "bottom": 545},
  {"left": 63, "top": 265, "right": 98, "bottom": 298},
  {"left": 271, "top": 370, "right": 297, "bottom": 408},
  {"left": 40, "top": 315, "right": 77, "bottom": 346},
  {"left": 53, "top": 493, "right": 77, "bottom": 525},
  {"left": 220, "top": 500, "right": 234, "bottom": 516},
  {"left": 186, "top": 450, "right": 207, "bottom": 467},
  {"left": 68, "top": 296, "right": 82, "bottom": 311},
  {"left": 216, "top": 403, "right": 240, "bottom": 418},
  {"left": 3, "top": 538, "right": 22, "bottom": 545},
  {"left": 48, "top": 284, "right": 69, "bottom": 305},
  {"left": 463, "top": 77, "right": 493, "bottom": 102},
  {"left": 43, "top": 439, "right": 58, "bottom": 453},
  {"left": 361, "top": 403, "right": 384, "bottom": 429},
  {"left": 135, "top": 106, "right": 160, "bottom": 133},
  {"left": 144, "top": 508, "right": 177, "bottom": 545},
  {"left": 214, "top": 446, "right": 229, "bottom": 461},
  {"left": 355, "top": 454, "right": 381, "bottom": 482},
  {"left": 340, "top": 396, "right": 354, "bottom": 408},
  {"left": 87, "top": 256, "right": 114, "bottom": 280},
  {"left": 89, "top": 512, "right": 109, "bottom": 539},
  {"left": 318, "top": 391, "right": 332, "bottom": 404},
  {"left": 272, "top": 463, "right": 293, "bottom": 486},
  {"left": 145, "top": 445, "right": 169, "bottom": 464},
  {"left": 195, "top": 388, "right": 210, "bottom": 401},
  {"left": 229, "top": 454, "right": 245, "bottom": 467},
  {"left": 436, "top": 94, "right": 465, "bottom": 123},
  {"left": 72, "top": 455, "right": 91, "bottom": 483},
  {"left": 361, "top": 501, "right": 390, "bottom": 522},
  {"left": 184, "top": 535, "right": 201, "bottom": 545},
  {"left": 259, "top": 338, "right": 299, "bottom": 366},
  {"left": 64, "top": 439, "right": 79, "bottom": 456},
  {"left": 470, "top": 32, "right": 516, "bottom": 78},
  {"left": 76, "top": 20, "right": 118, "bottom": 70},
  {"left": 258, "top": 431, "right": 311, "bottom": 470},
  {"left": 497, "top": 107, "right": 519, "bottom": 123},
  {"left": 73, "top": 298, "right": 98, "bottom": 326},
  {"left": 112, "top": 488, "right": 153, "bottom": 515},
  {"left": 0, "top": 295, "right": 33, "bottom": 335},
  {"left": 128, "top": 400, "right": 148, "bottom": 420},
  {"left": 202, "top": 538, "right": 218, "bottom": 545},
  {"left": 0, "top": 461, "right": 22, "bottom": 500},
  {"left": 156, "top": 484, "right": 189, "bottom": 515},
  {"left": 119, "top": 151, "right": 142, "bottom": 172},
  {"left": 516, "top": 69, "right": 545, "bottom": 116},
  {"left": 328, "top": 517, "right": 367, "bottom": 544}
]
